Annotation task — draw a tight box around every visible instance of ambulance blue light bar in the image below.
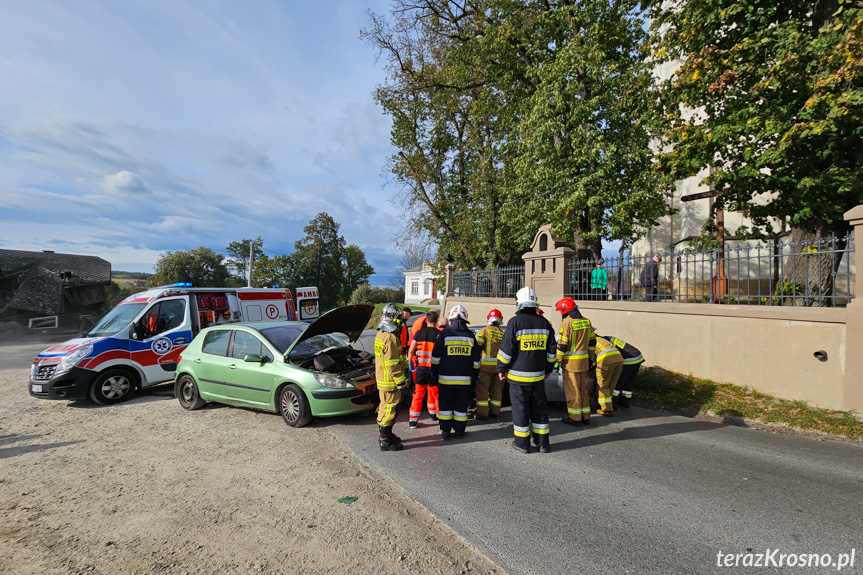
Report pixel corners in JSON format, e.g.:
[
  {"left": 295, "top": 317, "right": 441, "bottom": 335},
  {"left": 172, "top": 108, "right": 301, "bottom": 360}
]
[{"left": 168, "top": 282, "right": 193, "bottom": 287}]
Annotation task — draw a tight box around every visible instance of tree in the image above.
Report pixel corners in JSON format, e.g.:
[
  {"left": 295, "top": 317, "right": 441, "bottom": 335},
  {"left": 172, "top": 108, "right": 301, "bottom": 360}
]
[
  {"left": 251, "top": 253, "right": 298, "bottom": 291},
  {"left": 341, "top": 244, "right": 375, "bottom": 304},
  {"left": 366, "top": 0, "right": 669, "bottom": 265},
  {"left": 225, "top": 237, "right": 264, "bottom": 283},
  {"left": 649, "top": 0, "right": 863, "bottom": 303},
  {"left": 151, "top": 247, "right": 236, "bottom": 287},
  {"left": 291, "top": 213, "right": 346, "bottom": 310},
  {"left": 649, "top": 0, "right": 862, "bottom": 237},
  {"left": 348, "top": 283, "right": 375, "bottom": 305}
]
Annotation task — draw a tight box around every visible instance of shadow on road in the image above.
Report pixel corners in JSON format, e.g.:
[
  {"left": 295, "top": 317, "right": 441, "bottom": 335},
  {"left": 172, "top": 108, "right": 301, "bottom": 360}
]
[{"left": 0, "top": 433, "right": 85, "bottom": 460}]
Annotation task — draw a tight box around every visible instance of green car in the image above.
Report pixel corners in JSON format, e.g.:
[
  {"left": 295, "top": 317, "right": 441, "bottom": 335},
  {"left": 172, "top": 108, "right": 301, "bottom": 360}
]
[{"left": 174, "top": 305, "right": 377, "bottom": 427}]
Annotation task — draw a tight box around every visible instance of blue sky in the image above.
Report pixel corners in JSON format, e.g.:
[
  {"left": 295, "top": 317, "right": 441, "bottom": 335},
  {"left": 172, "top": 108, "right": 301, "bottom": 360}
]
[{"left": 0, "top": 0, "right": 404, "bottom": 283}]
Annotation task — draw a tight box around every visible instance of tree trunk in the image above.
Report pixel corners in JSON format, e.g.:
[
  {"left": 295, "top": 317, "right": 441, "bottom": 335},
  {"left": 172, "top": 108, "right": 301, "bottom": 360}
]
[{"left": 777, "top": 227, "right": 848, "bottom": 306}]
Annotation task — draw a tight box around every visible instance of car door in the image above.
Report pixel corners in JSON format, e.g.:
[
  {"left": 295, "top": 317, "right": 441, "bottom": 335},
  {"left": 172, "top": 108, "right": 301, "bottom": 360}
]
[
  {"left": 193, "top": 328, "right": 237, "bottom": 403},
  {"left": 222, "top": 330, "right": 277, "bottom": 408},
  {"left": 134, "top": 296, "right": 193, "bottom": 386}
]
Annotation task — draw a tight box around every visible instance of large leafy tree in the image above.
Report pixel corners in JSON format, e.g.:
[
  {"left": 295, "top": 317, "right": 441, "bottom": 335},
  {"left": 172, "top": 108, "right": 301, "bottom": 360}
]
[
  {"left": 341, "top": 244, "right": 375, "bottom": 304},
  {"left": 291, "top": 213, "right": 347, "bottom": 310},
  {"left": 649, "top": 0, "right": 863, "bottom": 239},
  {"left": 151, "top": 247, "right": 237, "bottom": 287},
  {"left": 366, "top": 0, "right": 669, "bottom": 265}
]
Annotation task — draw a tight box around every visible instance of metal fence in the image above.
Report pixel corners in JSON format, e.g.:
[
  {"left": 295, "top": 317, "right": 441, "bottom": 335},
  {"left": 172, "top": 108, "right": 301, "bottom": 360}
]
[
  {"left": 567, "top": 234, "right": 855, "bottom": 306},
  {"left": 452, "top": 265, "right": 525, "bottom": 298}
]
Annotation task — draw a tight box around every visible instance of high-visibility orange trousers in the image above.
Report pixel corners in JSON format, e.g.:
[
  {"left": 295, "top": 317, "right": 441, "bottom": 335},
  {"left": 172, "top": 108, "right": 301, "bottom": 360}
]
[
  {"left": 596, "top": 362, "right": 623, "bottom": 414},
  {"left": 409, "top": 368, "right": 438, "bottom": 422},
  {"left": 562, "top": 370, "right": 590, "bottom": 422},
  {"left": 475, "top": 368, "right": 502, "bottom": 417}
]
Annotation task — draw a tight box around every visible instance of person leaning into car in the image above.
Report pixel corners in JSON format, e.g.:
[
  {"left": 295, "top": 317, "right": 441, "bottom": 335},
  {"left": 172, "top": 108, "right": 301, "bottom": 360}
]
[{"left": 375, "top": 303, "right": 408, "bottom": 452}]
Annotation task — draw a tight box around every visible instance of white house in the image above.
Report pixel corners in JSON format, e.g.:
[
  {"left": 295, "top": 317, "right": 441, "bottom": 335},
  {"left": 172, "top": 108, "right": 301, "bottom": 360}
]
[{"left": 403, "top": 263, "right": 439, "bottom": 306}]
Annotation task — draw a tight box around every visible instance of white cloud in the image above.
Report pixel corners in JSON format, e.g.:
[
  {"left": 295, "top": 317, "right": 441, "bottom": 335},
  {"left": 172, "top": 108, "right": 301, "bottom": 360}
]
[{"left": 101, "top": 170, "right": 146, "bottom": 195}]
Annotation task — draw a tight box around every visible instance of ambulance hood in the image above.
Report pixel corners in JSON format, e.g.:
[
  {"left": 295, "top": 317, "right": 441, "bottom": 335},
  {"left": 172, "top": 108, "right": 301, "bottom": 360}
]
[
  {"left": 37, "top": 337, "right": 104, "bottom": 360},
  {"left": 292, "top": 305, "right": 374, "bottom": 347}
]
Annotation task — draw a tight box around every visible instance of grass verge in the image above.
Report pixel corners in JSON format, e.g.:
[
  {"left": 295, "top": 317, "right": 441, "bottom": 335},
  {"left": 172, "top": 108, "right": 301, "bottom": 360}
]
[{"left": 634, "top": 366, "right": 863, "bottom": 440}]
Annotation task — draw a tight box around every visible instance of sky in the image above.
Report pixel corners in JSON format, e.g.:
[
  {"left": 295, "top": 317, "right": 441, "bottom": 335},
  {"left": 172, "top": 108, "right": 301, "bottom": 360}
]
[{"left": 0, "top": 0, "right": 405, "bottom": 284}]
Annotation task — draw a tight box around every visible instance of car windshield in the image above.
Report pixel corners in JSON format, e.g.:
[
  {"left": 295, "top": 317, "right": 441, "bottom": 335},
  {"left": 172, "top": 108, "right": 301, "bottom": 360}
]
[
  {"left": 259, "top": 325, "right": 307, "bottom": 354},
  {"left": 288, "top": 333, "right": 351, "bottom": 359},
  {"left": 87, "top": 303, "right": 147, "bottom": 337}
]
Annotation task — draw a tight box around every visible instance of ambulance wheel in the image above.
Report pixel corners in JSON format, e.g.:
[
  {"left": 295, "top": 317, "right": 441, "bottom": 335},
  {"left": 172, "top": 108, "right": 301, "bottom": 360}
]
[
  {"left": 176, "top": 374, "right": 206, "bottom": 410},
  {"left": 279, "top": 384, "right": 312, "bottom": 428},
  {"left": 89, "top": 368, "right": 137, "bottom": 405}
]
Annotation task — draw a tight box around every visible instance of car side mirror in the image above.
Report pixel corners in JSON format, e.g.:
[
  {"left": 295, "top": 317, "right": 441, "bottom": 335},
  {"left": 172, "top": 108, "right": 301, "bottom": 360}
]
[
  {"left": 244, "top": 354, "right": 264, "bottom": 363},
  {"left": 129, "top": 323, "right": 139, "bottom": 340}
]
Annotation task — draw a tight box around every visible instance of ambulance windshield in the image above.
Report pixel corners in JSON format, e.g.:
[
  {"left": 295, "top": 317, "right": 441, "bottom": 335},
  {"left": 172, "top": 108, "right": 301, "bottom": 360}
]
[{"left": 87, "top": 303, "right": 147, "bottom": 337}]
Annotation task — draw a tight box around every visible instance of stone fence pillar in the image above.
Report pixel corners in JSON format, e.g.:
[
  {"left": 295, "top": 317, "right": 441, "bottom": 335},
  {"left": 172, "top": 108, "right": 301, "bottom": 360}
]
[
  {"left": 522, "top": 225, "right": 574, "bottom": 307},
  {"left": 842, "top": 205, "right": 863, "bottom": 412}
]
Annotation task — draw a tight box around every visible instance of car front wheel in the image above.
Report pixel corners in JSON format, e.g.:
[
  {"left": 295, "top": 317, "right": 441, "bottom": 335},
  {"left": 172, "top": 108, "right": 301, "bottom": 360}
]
[
  {"left": 176, "top": 374, "right": 206, "bottom": 410},
  {"left": 279, "top": 384, "right": 312, "bottom": 428},
  {"left": 89, "top": 368, "right": 137, "bottom": 405}
]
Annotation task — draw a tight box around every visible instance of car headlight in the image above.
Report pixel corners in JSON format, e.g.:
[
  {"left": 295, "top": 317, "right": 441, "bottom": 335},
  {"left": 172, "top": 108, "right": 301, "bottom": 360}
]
[
  {"left": 314, "top": 373, "right": 355, "bottom": 389},
  {"left": 53, "top": 345, "right": 93, "bottom": 376}
]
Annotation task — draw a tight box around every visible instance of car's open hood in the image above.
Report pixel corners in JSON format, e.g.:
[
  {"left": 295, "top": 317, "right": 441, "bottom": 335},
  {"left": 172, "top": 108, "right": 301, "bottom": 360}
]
[{"left": 290, "top": 304, "right": 373, "bottom": 348}]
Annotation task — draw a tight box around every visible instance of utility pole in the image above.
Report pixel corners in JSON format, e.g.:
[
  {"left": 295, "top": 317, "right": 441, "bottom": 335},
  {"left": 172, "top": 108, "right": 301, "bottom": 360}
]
[{"left": 247, "top": 240, "right": 260, "bottom": 288}]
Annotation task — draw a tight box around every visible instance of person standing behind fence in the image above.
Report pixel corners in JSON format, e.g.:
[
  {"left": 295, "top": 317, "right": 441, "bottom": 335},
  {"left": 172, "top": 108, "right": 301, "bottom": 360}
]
[
  {"left": 431, "top": 305, "right": 480, "bottom": 440},
  {"left": 497, "top": 287, "right": 557, "bottom": 454},
  {"left": 474, "top": 309, "right": 505, "bottom": 420},
  {"left": 407, "top": 310, "right": 440, "bottom": 428},
  {"left": 590, "top": 260, "right": 608, "bottom": 301},
  {"left": 640, "top": 255, "right": 662, "bottom": 302}
]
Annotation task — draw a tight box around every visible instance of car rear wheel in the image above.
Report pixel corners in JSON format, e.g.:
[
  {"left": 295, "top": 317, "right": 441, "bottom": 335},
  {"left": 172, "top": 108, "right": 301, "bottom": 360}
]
[
  {"left": 176, "top": 374, "right": 206, "bottom": 410},
  {"left": 89, "top": 368, "right": 137, "bottom": 405},
  {"left": 279, "top": 384, "right": 312, "bottom": 428}
]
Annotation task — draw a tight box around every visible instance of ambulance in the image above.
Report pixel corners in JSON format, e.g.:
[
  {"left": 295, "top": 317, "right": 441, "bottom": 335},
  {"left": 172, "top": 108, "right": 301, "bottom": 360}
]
[{"left": 28, "top": 284, "right": 319, "bottom": 405}]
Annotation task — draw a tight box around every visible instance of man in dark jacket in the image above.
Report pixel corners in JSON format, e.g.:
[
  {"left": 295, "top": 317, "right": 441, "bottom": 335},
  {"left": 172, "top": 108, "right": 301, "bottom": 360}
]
[
  {"left": 497, "top": 287, "right": 557, "bottom": 454},
  {"left": 431, "top": 305, "right": 481, "bottom": 440},
  {"left": 600, "top": 335, "right": 645, "bottom": 409},
  {"left": 640, "top": 255, "right": 662, "bottom": 302}
]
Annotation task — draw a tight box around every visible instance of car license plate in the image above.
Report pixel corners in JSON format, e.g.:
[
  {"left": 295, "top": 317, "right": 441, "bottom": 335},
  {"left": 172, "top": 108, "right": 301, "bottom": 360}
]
[{"left": 31, "top": 384, "right": 43, "bottom": 393}]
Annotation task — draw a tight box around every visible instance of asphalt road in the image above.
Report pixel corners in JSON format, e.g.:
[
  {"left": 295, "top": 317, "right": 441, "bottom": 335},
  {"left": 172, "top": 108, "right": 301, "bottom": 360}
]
[{"left": 329, "top": 400, "right": 863, "bottom": 575}]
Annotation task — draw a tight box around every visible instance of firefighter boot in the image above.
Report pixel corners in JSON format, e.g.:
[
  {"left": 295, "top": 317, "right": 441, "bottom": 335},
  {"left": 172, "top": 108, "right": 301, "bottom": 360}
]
[
  {"left": 379, "top": 427, "right": 403, "bottom": 451},
  {"left": 619, "top": 396, "right": 631, "bottom": 408},
  {"left": 386, "top": 427, "right": 403, "bottom": 446},
  {"left": 612, "top": 395, "right": 620, "bottom": 411}
]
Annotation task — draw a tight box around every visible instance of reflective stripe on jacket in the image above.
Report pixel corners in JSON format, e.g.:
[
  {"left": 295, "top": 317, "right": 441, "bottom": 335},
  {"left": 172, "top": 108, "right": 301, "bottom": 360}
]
[
  {"left": 412, "top": 324, "right": 439, "bottom": 369},
  {"left": 431, "top": 320, "right": 480, "bottom": 386},
  {"left": 602, "top": 335, "right": 645, "bottom": 366},
  {"left": 593, "top": 336, "right": 623, "bottom": 367},
  {"left": 496, "top": 309, "right": 556, "bottom": 384}
]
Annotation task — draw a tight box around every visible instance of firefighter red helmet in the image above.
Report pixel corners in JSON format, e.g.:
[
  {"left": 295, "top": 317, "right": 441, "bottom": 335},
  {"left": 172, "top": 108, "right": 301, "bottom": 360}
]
[
  {"left": 555, "top": 297, "right": 577, "bottom": 316},
  {"left": 487, "top": 309, "right": 503, "bottom": 325}
]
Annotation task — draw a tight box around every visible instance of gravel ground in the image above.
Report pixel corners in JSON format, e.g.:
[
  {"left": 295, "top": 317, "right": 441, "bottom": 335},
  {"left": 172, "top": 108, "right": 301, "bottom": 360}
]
[{"left": 0, "top": 338, "right": 503, "bottom": 575}]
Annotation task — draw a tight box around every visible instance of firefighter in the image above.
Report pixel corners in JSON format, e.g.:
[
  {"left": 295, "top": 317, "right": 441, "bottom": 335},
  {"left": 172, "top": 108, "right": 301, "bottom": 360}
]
[
  {"left": 554, "top": 298, "right": 592, "bottom": 426},
  {"left": 497, "top": 287, "right": 556, "bottom": 454},
  {"left": 474, "top": 309, "right": 505, "bottom": 419},
  {"left": 407, "top": 309, "right": 440, "bottom": 428},
  {"left": 374, "top": 303, "right": 408, "bottom": 451},
  {"left": 593, "top": 335, "right": 624, "bottom": 416},
  {"left": 431, "top": 305, "right": 480, "bottom": 440},
  {"left": 599, "top": 335, "right": 645, "bottom": 409}
]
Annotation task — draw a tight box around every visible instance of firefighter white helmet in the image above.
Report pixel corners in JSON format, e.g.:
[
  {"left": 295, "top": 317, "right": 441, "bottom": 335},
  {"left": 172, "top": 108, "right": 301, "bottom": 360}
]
[
  {"left": 377, "top": 303, "right": 401, "bottom": 332},
  {"left": 515, "top": 286, "right": 538, "bottom": 310},
  {"left": 448, "top": 304, "right": 468, "bottom": 322}
]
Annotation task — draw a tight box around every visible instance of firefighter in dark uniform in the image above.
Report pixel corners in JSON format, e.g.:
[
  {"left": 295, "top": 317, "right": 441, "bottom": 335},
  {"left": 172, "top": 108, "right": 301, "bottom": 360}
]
[
  {"left": 599, "top": 335, "right": 645, "bottom": 409},
  {"left": 431, "top": 305, "right": 480, "bottom": 440},
  {"left": 497, "top": 287, "right": 557, "bottom": 454}
]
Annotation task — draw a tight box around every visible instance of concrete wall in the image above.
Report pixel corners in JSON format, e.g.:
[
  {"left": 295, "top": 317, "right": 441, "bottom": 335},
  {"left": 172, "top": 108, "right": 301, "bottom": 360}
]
[
  {"left": 441, "top": 211, "right": 863, "bottom": 414},
  {"left": 444, "top": 295, "right": 855, "bottom": 412}
]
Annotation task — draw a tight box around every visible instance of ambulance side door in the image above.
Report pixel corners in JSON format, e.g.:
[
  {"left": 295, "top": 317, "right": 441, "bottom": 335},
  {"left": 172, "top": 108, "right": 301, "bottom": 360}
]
[{"left": 132, "top": 296, "right": 193, "bottom": 386}]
